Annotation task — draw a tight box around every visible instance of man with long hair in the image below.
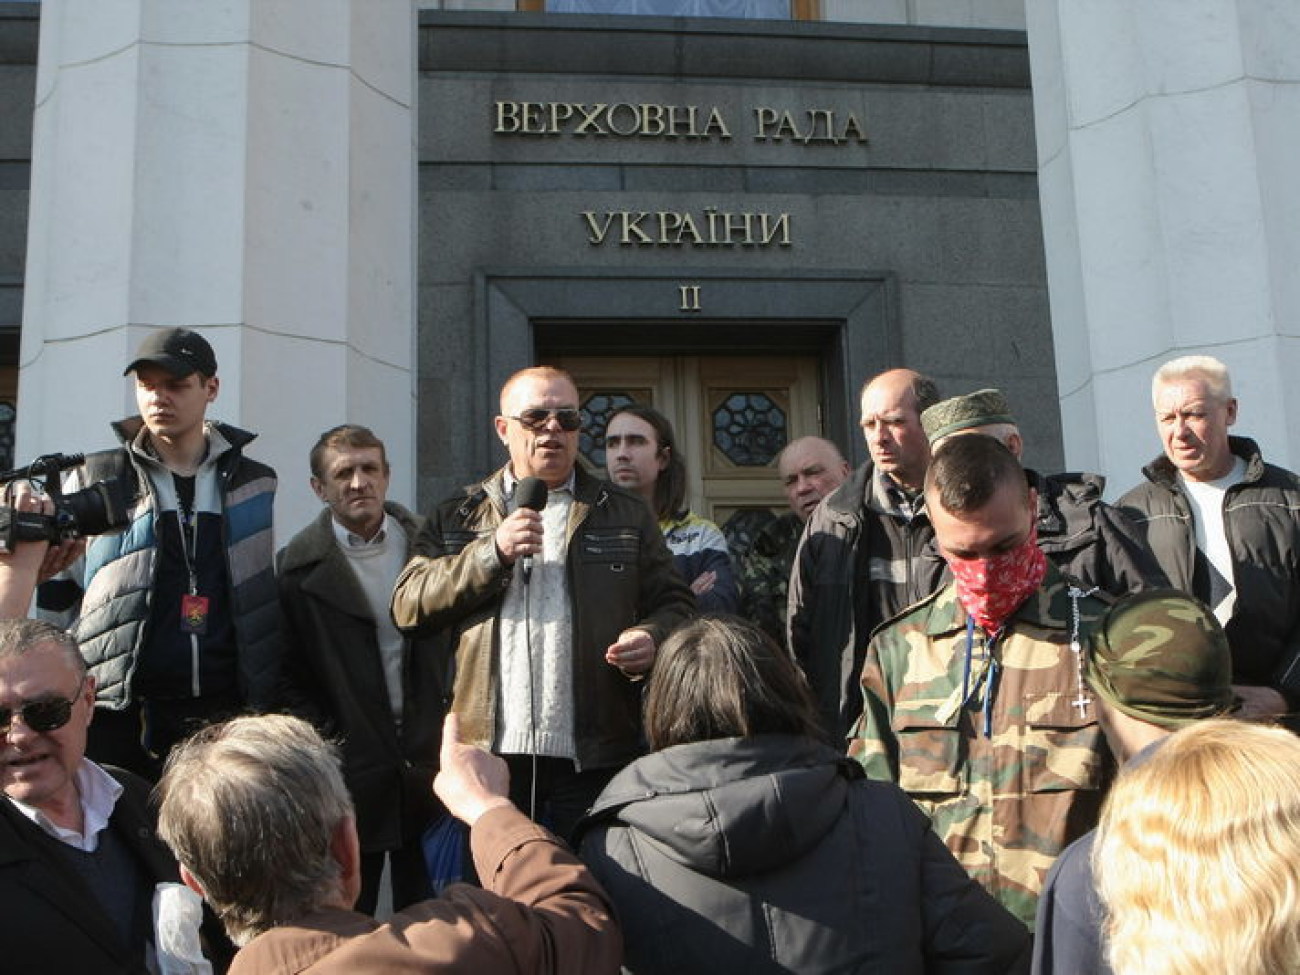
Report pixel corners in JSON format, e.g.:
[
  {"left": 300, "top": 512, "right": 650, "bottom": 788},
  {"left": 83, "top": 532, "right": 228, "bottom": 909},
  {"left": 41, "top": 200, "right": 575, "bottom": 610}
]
[{"left": 605, "top": 404, "right": 737, "bottom": 613}]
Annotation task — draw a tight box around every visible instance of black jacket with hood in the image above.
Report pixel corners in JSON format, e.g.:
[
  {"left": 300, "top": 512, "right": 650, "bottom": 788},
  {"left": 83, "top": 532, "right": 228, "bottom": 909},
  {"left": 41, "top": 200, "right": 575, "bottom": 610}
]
[
  {"left": 915, "top": 468, "right": 1170, "bottom": 601},
  {"left": 576, "top": 734, "right": 1030, "bottom": 975}
]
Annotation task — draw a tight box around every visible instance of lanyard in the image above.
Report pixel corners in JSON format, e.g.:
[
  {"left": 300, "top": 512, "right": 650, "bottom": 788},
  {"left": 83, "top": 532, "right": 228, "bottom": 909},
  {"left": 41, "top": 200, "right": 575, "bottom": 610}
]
[
  {"left": 939, "top": 615, "right": 1000, "bottom": 735},
  {"left": 175, "top": 475, "right": 199, "bottom": 596}
]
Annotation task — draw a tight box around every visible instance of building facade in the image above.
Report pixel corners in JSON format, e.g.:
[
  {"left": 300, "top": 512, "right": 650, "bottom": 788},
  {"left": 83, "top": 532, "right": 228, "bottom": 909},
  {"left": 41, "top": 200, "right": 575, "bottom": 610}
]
[{"left": 6, "top": 2, "right": 1295, "bottom": 533}]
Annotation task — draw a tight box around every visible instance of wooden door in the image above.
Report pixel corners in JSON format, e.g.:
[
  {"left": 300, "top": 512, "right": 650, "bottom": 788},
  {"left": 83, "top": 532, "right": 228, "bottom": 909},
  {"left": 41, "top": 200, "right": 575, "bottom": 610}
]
[{"left": 556, "top": 354, "right": 821, "bottom": 525}]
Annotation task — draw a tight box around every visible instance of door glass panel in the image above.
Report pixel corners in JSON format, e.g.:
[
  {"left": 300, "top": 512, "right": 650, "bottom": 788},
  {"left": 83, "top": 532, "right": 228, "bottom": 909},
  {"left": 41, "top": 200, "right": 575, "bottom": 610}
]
[
  {"left": 578, "top": 390, "right": 641, "bottom": 470},
  {"left": 557, "top": 354, "right": 819, "bottom": 523},
  {"left": 711, "top": 391, "right": 787, "bottom": 467}
]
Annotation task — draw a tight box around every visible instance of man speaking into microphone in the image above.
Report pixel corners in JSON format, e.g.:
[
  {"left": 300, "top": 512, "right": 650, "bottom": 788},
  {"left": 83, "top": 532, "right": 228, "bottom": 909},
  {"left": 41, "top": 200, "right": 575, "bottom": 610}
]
[{"left": 393, "top": 366, "right": 693, "bottom": 841}]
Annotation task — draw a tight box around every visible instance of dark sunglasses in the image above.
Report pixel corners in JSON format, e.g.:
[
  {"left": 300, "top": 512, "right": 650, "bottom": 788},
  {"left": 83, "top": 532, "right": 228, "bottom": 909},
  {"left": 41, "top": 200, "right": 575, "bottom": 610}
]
[
  {"left": 508, "top": 408, "right": 582, "bottom": 432},
  {"left": 0, "top": 676, "right": 85, "bottom": 734}
]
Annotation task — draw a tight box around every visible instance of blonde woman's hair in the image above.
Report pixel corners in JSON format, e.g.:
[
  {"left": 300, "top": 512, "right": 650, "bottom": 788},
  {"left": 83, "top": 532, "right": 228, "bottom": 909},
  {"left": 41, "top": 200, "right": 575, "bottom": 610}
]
[{"left": 1093, "top": 719, "right": 1300, "bottom": 975}]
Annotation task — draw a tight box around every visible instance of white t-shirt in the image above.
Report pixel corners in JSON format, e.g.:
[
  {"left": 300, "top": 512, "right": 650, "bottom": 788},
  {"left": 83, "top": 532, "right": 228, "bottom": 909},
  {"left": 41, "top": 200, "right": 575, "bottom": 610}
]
[{"left": 1180, "top": 456, "right": 1247, "bottom": 626}]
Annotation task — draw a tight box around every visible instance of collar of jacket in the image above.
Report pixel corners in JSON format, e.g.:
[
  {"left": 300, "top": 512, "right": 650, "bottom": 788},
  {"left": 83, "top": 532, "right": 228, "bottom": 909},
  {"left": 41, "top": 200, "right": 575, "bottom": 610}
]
[
  {"left": 921, "top": 561, "right": 1100, "bottom": 637},
  {"left": 822, "top": 460, "right": 874, "bottom": 519},
  {"left": 1029, "top": 468, "right": 1105, "bottom": 538},
  {"left": 110, "top": 415, "right": 258, "bottom": 475},
  {"left": 278, "top": 501, "right": 419, "bottom": 576},
  {"left": 1142, "top": 435, "right": 1265, "bottom": 490},
  {"left": 574, "top": 734, "right": 860, "bottom": 849},
  {"left": 478, "top": 464, "right": 616, "bottom": 513}
]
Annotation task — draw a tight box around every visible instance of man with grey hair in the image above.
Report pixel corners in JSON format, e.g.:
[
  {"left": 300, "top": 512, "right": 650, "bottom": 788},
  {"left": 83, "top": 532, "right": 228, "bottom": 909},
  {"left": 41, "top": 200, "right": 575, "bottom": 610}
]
[
  {"left": 918, "top": 388, "right": 1165, "bottom": 597},
  {"left": 157, "top": 710, "right": 623, "bottom": 972},
  {"left": 1118, "top": 355, "right": 1300, "bottom": 721},
  {"left": 0, "top": 619, "right": 202, "bottom": 971},
  {"left": 739, "top": 436, "right": 850, "bottom": 644},
  {"left": 788, "top": 368, "right": 941, "bottom": 742}
]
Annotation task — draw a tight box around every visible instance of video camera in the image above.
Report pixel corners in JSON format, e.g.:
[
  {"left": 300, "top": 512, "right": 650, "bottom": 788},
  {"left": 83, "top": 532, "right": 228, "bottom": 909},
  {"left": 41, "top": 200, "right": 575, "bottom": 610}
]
[{"left": 0, "top": 452, "right": 133, "bottom": 552}]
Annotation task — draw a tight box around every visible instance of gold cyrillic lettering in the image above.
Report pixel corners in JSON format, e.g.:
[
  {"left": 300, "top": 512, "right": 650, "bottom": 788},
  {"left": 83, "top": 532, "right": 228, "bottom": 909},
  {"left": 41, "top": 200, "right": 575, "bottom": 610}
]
[
  {"left": 803, "top": 109, "right": 837, "bottom": 145},
  {"left": 548, "top": 102, "right": 574, "bottom": 134},
  {"left": 581, "top": 211, "right": 615, "bottom": 245},
  {"left": 494, "top": 101, "right": 521, "bottom": 134},
  {"left": 574, "top": 103, "right": 607, "bottom": 136},
  {"left": 702, "top": 107, "right": 731, "bottom": 139},
  {"left": 753, "top": 107, "right": 778, "bottom": 141},
  {"left": 666, "top": 105, "right": 696, "bottom": 138},
  {"left": 760, "top": 213, "right": 792, "bottom": 246},
  {"left": 606, "top": 103, "right": 641, "bottom": 137},
  {"left": 619, "top": 211, "right": 652, "bottom": 245},
  {"left": 842, "top": 112, "right": 868, "bottom": 144},
  {"left": 520, "top": 102, "right": 546, "bottom": 135}
]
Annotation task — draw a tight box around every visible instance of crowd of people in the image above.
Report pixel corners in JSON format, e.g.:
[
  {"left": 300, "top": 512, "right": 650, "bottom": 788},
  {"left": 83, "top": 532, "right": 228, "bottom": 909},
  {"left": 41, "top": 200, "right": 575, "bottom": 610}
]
[{"left": 1, "top": 327, "right": 1299, "bottom": 973}]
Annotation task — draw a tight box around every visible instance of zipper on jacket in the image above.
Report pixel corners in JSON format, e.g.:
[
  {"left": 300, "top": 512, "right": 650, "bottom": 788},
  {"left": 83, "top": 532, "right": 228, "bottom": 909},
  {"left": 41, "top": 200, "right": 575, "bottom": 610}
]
[{"left": 189, "top": 514, "right": 202, "bottom": 697}]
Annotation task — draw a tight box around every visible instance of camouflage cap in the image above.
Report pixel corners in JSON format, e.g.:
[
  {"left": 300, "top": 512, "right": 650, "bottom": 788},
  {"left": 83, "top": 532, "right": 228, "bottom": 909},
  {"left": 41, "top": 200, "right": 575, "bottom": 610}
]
[
  {"left": 920, "top": 389, "right": 1016, "bottom": 444},
  {"left": 1088, "top": 588, "right": 1236, "bottom": 729}
]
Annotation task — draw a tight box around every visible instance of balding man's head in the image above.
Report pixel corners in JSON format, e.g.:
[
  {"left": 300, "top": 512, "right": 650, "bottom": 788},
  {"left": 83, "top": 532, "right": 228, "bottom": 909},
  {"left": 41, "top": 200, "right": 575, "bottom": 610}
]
[
  {"left": 859, "top": 369, "right": 939, "bottom": 492},
  {"left": 778, "top": 437, "right": 850, "bottom": 520}
]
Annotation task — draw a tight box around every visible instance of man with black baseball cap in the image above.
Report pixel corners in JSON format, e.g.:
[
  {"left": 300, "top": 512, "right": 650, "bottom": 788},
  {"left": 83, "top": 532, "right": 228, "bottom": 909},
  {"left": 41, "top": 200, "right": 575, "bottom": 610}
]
[{"left": 70, "top": 327, "right": 281, "bottom": 779}]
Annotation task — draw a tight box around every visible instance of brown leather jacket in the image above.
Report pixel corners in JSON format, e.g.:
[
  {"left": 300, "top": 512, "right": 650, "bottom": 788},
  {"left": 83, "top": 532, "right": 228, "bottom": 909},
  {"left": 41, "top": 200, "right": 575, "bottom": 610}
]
[
  {"left": 391, "top": 465, "right": 694, "bottom": 771},
  {"left": 227, "top": 805, "right": 623, "bottom": 974}
]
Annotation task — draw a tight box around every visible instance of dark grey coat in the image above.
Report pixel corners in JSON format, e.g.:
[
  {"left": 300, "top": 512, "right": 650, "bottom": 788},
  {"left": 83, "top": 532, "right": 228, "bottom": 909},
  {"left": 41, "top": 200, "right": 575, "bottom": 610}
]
[
  {"left": 576, "top": 734, "right": 1030, "bottom": 975},
  {"left": 277, "top": 503, "right": 450, "bottom": 852}
]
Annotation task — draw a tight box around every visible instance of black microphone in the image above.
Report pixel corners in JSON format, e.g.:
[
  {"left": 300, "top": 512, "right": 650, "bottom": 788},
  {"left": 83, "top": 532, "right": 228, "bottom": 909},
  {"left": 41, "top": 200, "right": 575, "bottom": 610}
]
[{"left": 516, "top": 476, "right": 548, "bottom": 583}]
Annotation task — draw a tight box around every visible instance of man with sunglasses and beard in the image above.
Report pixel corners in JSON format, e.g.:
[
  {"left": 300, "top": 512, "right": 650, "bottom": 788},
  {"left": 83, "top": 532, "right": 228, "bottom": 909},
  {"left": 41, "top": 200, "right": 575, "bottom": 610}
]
[
  {"left": 393, "top": 366, "right": 693, "bottom": 843},
  {"left": 849, "top": 435, "right": 1112, "bottom": 932},
  {"left": 0, "top": 618, "right": 226, "bottom": 972}
]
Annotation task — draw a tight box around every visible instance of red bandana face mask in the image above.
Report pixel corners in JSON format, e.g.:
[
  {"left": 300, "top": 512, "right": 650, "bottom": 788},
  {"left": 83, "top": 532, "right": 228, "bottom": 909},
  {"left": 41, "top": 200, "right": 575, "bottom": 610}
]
[{"left": 947, "top": 522, "right": 1047, "bottom": 634}]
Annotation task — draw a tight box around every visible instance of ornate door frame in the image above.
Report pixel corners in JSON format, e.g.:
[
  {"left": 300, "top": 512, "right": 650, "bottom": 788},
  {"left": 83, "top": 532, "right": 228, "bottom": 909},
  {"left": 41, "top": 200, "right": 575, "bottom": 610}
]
[{"left": 472, "top": 267, "right": 900, "bottom": 479}]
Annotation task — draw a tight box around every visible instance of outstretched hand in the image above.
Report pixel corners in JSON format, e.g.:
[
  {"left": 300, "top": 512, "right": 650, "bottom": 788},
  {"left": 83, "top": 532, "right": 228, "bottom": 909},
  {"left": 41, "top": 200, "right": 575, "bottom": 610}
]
[{"left": 433, "top": 712, "right": 513, "bottom": 827}]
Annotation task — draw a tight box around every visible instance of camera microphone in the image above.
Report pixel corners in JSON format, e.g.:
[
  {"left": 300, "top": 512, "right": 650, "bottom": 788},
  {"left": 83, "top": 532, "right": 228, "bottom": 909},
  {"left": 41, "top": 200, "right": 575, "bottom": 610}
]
[{"left": 516, "top": 476, "right": 548, "bottom": 584}]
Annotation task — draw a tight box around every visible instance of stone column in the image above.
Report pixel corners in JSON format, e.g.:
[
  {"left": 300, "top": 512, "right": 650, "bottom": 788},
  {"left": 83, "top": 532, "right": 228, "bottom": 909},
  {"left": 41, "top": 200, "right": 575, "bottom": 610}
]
[
  {"left": 17, "top": 0, "right": 417, "bottom": 535},
  {"left": 1027, "top": 0, "right": 1300, "bottom": 491}
]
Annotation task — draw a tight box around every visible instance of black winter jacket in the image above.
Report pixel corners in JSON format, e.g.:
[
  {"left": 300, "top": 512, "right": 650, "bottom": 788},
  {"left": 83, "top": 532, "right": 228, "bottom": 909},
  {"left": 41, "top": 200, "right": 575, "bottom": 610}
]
[
  {"left": 0, "top": 767, "right": 186, "bottom": 973},
  {"left": 787, "top": 462, "right": 936, "bottom": 742},
  {"left": 1118, "top": 436, "right": 1300, "bottom": 695},
  {"left": 576, "top": 734, "right": 1031, "bottom": 975},
  {"left": 915, "top": 468, "right": 1170, "bottom": 600}
]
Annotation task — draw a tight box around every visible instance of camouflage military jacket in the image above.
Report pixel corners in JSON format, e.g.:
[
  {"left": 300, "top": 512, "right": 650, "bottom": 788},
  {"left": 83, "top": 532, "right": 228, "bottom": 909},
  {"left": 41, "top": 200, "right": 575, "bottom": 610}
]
[
  {"left": 738, "top": 511, "right": 803, "bottom": 645},
  {"left": 849, "top": 564, "right": 1113, "bottom": 929}
]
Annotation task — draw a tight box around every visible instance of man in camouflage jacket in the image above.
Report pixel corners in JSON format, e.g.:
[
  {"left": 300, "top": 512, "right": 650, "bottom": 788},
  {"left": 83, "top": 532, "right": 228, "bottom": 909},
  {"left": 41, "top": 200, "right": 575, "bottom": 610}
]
[{"left": 849, "top": 435, "right": 1112, "bottom": 930}]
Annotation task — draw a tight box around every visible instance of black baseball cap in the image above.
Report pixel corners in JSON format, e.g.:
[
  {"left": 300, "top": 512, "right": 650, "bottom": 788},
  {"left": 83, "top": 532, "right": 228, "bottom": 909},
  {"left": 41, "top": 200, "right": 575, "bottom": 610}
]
[{"left": 123, "top": 328, "right": 218, "bottom": 378}]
